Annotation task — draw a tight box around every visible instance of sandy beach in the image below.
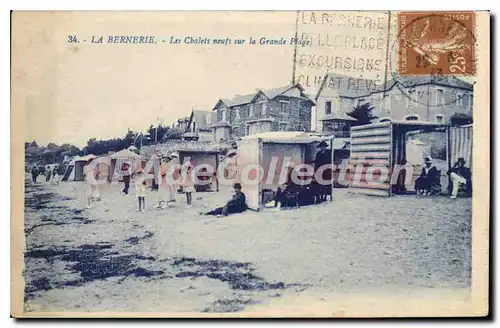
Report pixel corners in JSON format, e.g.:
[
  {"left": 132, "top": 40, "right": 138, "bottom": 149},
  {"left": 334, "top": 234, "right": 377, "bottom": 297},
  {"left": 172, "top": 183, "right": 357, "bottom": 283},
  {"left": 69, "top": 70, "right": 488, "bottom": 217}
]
[{"left": 22, "top": 175, "right": 472, "bottom": 314}]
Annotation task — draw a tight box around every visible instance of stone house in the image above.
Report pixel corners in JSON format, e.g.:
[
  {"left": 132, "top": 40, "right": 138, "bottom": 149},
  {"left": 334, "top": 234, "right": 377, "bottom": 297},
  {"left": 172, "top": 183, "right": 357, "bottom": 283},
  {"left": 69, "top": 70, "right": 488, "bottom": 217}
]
[
  {"left": 182, "top": 109, "right": 214, "bottom": 142},
  {"left": 315, "top": 73, "right": 474, "bottom": 136},
  {"left": 210, "top": 84, "right": 315, "bottom": 141}
]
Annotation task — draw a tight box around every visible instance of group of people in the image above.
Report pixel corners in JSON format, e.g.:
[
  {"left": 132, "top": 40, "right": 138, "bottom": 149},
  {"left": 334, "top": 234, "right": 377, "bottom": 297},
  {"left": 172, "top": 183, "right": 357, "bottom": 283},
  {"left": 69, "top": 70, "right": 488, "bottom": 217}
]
[
  {"left": 30, "top": 165, "right": 59, "bottom": 185},
  {"left": 415, "top": 156, "right": 471, "bottom": 198},
  {"left": 40, "top": 139, "right": 473, "bottom": 215},
  {"left": 132, "top": 152, "right": 246, "bottom": 216}
]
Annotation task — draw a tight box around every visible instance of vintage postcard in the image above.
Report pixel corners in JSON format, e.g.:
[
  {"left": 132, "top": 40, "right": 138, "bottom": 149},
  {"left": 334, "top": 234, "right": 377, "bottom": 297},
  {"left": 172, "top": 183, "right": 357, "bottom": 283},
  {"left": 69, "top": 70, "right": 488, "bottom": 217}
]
[{"left": 11, "top": 11, "right": 490, "bottom": 318}]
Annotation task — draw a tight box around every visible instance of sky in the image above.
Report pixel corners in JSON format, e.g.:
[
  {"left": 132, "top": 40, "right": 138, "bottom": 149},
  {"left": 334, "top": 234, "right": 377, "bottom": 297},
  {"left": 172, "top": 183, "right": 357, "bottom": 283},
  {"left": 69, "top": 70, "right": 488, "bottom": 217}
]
[{"left": 15, "top": 12, "right": 298, "bottom": 147}]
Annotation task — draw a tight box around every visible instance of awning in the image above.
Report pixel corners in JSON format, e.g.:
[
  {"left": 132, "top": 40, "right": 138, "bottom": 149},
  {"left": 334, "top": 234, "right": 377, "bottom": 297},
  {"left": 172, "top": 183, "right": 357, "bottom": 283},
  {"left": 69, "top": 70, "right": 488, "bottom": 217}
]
[
  {"left": 209, "top": 121, "right": 231, "bottom": 128},
  {"left": 109, "top": 149, "right": 142, "bottom": 160},
  {"left": 73, "top": 154, "right": 97, "bottom": 162}
]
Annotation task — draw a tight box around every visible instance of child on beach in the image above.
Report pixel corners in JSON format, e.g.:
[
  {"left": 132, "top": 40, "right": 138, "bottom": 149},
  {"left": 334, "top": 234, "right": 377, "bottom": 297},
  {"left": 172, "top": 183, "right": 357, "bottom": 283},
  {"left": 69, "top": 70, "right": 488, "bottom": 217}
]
[
  {"left": 180, "top": 161, "right": 195, "bottom": 208},
  {"left": 135, "top": 169, "right": 147, "bottom": 212},
  {"left": 83, "top": 161, "right": 100, "bottom": 209}
]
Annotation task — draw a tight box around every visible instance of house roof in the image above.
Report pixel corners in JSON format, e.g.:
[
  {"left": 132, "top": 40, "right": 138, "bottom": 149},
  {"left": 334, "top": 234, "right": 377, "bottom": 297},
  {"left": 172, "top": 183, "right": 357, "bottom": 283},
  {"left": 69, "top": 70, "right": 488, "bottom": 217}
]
[
  {"left": 109, "top": 149, "right": 142, "bottom": 160},
  {"left": 316, "top": 73, "right": 474, "bottom": 100},
  {"left": 215, "top": 84, "right": 312, "bottom": 109},
  {"left": 188, "top": 109, "right": 212, "bottom": 131},
  {"left": 393, "top": 75, "right": 473, "bottom": 90},
  {"left": 209, "top": 120, "right": 231, "bottom": 128},
  {"left": 141, "top": 140, "right": 231, "bottom": 158},
  {"left": 319, "top": 113, "right": 359, "bottom": 121},
  {"left": 241, "top": 131, "right": 333, "bottom": 144},
  {"left": 222, "top": 93, "right": 257, "bottom": 107}
]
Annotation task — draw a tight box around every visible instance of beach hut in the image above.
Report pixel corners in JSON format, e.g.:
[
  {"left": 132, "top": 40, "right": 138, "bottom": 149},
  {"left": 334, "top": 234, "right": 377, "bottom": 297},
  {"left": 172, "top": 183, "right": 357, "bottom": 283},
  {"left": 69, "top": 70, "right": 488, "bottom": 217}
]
[
  {"left": 109, "top": 149, "right": 142, "bottom": 182},
  {"left": 237, "top": 131, "right": 334, "bottom": 210},
  {"left": 61, "top": 154, "right": 97, "bottom": 181},
  {"left": 348, "top": 120, "right": 468, "bottom": 197},
  {"left": 140, "top": 141, "right": 230, "bottom": 192}
]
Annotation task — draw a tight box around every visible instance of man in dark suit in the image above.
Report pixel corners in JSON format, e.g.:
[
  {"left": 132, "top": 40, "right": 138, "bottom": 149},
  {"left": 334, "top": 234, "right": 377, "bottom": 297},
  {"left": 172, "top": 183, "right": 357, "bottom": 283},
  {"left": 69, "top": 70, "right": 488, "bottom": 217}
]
[
  {"left": 314, "top": 141, "right": 333, "bottom": 202},
  {"left": 415, "top": 157, "right": 441, "bottom": 196},
  {"left": 203, "top": 183, "right": 247, "bottom": 217}
]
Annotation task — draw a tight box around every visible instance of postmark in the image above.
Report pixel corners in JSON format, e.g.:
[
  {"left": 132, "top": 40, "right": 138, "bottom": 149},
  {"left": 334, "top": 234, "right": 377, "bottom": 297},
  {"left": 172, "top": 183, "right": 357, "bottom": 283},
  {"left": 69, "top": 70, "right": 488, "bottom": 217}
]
[{"left": 398, "top": 11, "right": 476, "bottom": 76}]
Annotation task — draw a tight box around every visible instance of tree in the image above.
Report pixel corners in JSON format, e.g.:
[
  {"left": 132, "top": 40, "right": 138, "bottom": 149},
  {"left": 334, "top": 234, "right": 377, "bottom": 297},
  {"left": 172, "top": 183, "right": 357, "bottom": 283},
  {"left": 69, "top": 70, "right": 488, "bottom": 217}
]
[
  {"left": 346, "top": 102, "right": 378, "bottom": 124},
  {"left": 47, "top": 142, "right": 59, "bottom": 150},
  {"left": 123, "top": 129, "right": 135, "bottom": 148}
]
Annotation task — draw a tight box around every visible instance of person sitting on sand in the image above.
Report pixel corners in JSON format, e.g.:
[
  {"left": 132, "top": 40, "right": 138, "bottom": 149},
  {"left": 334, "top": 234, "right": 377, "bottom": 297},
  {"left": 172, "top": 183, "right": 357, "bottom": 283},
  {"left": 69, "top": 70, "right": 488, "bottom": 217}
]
[
  {"left": 201, "top": 183, "right": 247, "bottom": 217},
  {"left": 273, "top": 181, "right": 300, "bottom": 210},
  {"left": 415, "top": 157, "right": 441, "bottom": 196},
  {"left": 134, "top": 168, "right": 147, "bottom": 212},
  {"left": 447, "top": 157, "right": 472, "bottom": 199}
]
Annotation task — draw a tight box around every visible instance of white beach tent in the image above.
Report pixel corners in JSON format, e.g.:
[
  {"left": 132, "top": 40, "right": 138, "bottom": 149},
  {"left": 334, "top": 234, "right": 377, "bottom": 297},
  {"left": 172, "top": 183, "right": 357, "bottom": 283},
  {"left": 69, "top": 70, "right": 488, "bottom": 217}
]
[
  {"left": 109, "top": 149, "right": 142, "bottom": 181},
  {"left": 61, "top": 154, "right": 97, "bottom": 182},
  {"left": 127, "top": 145, "right": 139, "bottom": 152}
]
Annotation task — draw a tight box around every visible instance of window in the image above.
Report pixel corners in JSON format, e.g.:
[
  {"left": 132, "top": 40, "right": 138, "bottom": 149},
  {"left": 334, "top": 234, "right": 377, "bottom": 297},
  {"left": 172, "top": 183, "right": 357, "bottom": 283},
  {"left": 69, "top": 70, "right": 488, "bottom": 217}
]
[
  {"left": 407, "top": 89, "right": 416, "bottom": 108},
  {"left": 436, "top": 89, "right": 445, "bottom": 106},
  {"left": 232, "top": 126, "right": 239, "bottom": 137},
  {"left": 325, "top": 101, "right": 332, "bottom": 114},
  {"left": 435, "top": 114, "right": 444, "bottom": 123},
  {"left": 392, "top": 94, "right": 401, "bottom": 102},
  {"left": 245, "top": 124, "right": 250, "bottom": 135},
  {"left": 248, "top": 104, "right": 254, "bottom": 117},
  {"left": 234, "top": 107, "right": 240, "bottom": 121},
  {"left": 279, "top": 100, "right": 289, "bottom": 112},
  {"left": 261, "top": 102, "right": 268, "bottom": 115},
  {"left": 405, "top": 114, "right": 419, "bottom": 121},
  {"left": 279, "top": 101, "right": 286, "bottom": 112},
  {"left": 417, "top": 90, "right": 425, "bottom": 102},
  {"left": 456, "top": 93, "right": 464, "bottom": 106},
  {"left": 279, "top": 123, "right": 288, "bottom": 131},
  {"left": 469, "top": 94, "right": 473, "bottom": 110},
  {"left": 260, "top": 121, "right": 272, "bottom": 133},
  {"left": 192, "top": 121, "right": 196, "bottom": 132},
  {"left": 221, "top": 108, "right": 227, "bottom": 121}
]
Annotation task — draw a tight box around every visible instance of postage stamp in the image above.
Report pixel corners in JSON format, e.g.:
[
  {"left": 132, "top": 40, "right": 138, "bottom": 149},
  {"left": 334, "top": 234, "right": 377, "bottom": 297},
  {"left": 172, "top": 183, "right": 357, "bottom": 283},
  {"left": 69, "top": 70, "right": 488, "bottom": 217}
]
[{"left": 398, "top": 11, "right": 476, "bottom": 76}]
